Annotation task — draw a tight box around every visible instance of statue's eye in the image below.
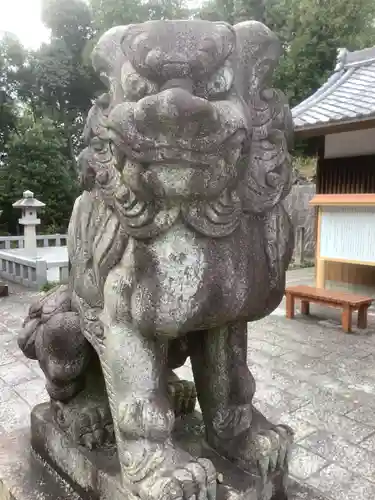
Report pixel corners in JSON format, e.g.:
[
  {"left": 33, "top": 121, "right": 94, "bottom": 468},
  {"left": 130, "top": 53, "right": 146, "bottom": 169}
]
[
  {"left": 206, "top": 65, "right": 233, "bottom": 98},
  {"left": 121, "top": 63, "right": 158, "bottom": 101},
  {"left": 91, "top": 137, "right": 104, "bottom": 151}
]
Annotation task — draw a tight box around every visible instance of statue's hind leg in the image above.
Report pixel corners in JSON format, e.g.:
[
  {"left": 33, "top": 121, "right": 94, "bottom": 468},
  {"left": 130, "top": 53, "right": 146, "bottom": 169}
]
[{"left": 189, "top": 322, "right": 293, "bottom": 500}]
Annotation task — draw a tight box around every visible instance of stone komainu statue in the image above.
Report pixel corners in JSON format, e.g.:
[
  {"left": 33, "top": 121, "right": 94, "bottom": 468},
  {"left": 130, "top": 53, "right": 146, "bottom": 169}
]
[{"left": 18, "top": 20, "right": 294, "bottom": 500}]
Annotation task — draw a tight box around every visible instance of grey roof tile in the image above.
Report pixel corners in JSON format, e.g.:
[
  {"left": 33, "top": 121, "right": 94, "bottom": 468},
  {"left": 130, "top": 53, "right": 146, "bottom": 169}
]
[{"left": 292, "top": 47, "right": 375, "bottom": 131}]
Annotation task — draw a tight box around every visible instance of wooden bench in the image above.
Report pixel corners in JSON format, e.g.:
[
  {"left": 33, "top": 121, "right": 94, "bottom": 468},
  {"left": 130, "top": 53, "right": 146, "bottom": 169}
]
[{"left": 285, "top": 285, "right": 373, "bottom": 333}]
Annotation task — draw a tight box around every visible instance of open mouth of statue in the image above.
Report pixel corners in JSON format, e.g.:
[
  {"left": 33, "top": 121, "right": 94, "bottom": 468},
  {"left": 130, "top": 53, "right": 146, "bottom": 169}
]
[{"left": 110, "top": 129, "right": 247, "bottom": 168}]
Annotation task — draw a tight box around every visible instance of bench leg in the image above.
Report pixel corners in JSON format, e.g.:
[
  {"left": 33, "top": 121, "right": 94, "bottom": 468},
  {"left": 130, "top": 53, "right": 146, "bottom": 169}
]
[
  {"left": 342, "top": 306, "right": 352, "bottom": 333},
  {"left": 286, "top": 293, "right": 295, "bottom": 319},
  {"left": 301, "top": 300, "right": 310, "bottom": 315},
  {"left": 357, "top": 305, "right": 368, "bottom": 329}
]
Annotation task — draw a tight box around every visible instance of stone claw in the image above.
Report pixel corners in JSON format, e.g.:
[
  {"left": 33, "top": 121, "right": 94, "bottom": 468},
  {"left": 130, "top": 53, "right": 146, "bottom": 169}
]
[
  {"left": 105, "top": 422, "right": 115, "bottom": 441},
  {"left": 51, "top": 394, "right": 113, "bottom": 450},
  {"left": 168, "top": 378, "right": 197, "bottom": 416},
  {"left": 198, "top": 458, "right": 217, "bottom": 500},
  {"left": 143, "top": 458, "right": 216, "bottom": 500},
  {"left": 274, "top": 425, "right": 293, "bottom": 469},
  {"left": 252, "top": 424, "right": 294, "bottom": 488},
  {"left": 150, "top": 477, "right": 184, "bottom": 500},
  {"left": 82, "top": 433, "right": 95, "bottom": 450}
]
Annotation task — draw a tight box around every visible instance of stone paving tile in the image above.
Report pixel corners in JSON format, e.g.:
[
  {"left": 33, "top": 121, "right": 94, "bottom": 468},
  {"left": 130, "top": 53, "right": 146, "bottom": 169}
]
[
  {"left": 252, "top": 365, "right": 296, "bottom": 391},
  {"left": 344, "top": 405, "right": 375, "bottom": 427},
  {"left": 256, "top": 381, "right": 310, "bottom": 413},
  {"left": 279, "top": 412, "right": 318, "bottom": 442},
  {"left": 286, "top": 380, "right": 351, "bottom": 408},
  {"left": 266, "top": 356, "right": 332, "bottom": 384},
  {"left": 283, "top": 342, "right": 330, "bottom": 359},
  {"left": 247, "top": 347, "right": 274, "bottom": 366},
  {"left": 21, "top": 357, "right": 45, "bottom": 378},
  {"left": 14, "top": 378, "right": 48, "bottom": 407},
  {"left": 0, "top": 392, "right": 32, "bottom": 432},
  {"left": 322, "top": 352, "right": 371, "bottom": 372},
  {"left": 334, "top": 373, "right": 375, "bottom": 397},
  {"left": 0, "top": 382, "right": 21, "bottom": 405},
  {"left": 300, "top": 431, "right": 375, "bottom": 483},
  {"left": 359, "top": 433, "right": 375, "bottom": 453},
  {"left": 0, "top": 361, "right": 39, "bottom": 387},
  {"left": 360, "top": 352, "right": 375, "bottom": 364},
  {"left": 360, "top": 371, "right": 375, "bottom": 385},
  {"left": 0, "top": 316, "right": 23, "bottom": 329},
  {"left": 307, "top": 389, "right": 361, "bottom": 414},
  {"left": 289, "top": 445, "right": 329, "bottom": 480},
  {"left": 278, "top": 351, "right": 333, "bottom": 375},
  {"left": 247, "top": 338, "right": 291, "bottom": 357},
  {"left": 305, "top": 464, "right": 375, "bottom": 500},
  {"left": 290, "top": 404, "right": 374, "bottom": 444},
  {"left": 306, "top": 373, "right": 375, "bottom": 405},
  {"left": 0, "top": 349, "right": 17, "bottom": 367},
  {"left": 252, "top": 397, "right": 284, "bottom": 422},
  {"left": 288, "top": 480, "right": 331, "bottom": 500}
]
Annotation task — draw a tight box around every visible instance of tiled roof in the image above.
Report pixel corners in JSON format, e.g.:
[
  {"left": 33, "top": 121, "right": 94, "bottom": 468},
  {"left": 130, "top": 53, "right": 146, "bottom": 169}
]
[{"left": 292, "top": 46, "right": 375, "bottom": 133}]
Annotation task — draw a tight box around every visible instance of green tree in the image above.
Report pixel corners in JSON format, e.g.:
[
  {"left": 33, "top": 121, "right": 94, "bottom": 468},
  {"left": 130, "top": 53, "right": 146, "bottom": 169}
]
[
  {"left": 199, "top": 0, "right": 266, "bottom": 24},
  {"left": 198, "top": 0, "right": 375, "bottom": 106},
  {"left": 33, "top": 0, "right": 103, "bottom": 170},
  {"left": 0, "top": 34, "right": 26, "bottom": 157},
  {"left": 274, "top": 0, "right": 375, "bottom": 106},
  {"left": 0, "top": 116, "right": 79, "bottom": 235},
  {"left": 89, "top": 0, "right": 190, "bottom": 34}
]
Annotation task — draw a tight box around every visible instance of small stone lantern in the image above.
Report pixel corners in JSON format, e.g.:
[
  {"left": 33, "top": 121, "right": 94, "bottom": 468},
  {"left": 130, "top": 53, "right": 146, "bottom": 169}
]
[{"left": 13, "top": 190, "right": 45, "bottom": 250}]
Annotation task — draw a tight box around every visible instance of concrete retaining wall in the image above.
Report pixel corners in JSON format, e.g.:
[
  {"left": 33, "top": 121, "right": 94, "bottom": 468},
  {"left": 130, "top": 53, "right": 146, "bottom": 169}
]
[{"left": 284, "top": 184, "right": 316, "bottom": 260}]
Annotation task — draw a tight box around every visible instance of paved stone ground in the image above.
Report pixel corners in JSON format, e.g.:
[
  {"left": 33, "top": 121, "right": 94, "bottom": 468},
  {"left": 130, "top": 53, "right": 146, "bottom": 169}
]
[{"left": 1, "top": 269, "right": 375, "bottom": 499}]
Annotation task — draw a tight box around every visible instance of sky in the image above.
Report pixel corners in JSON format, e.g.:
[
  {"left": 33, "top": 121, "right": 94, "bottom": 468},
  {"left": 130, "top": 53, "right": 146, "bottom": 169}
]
[{"left": 0, "top": 0, "right": 50, "bottom": 49}]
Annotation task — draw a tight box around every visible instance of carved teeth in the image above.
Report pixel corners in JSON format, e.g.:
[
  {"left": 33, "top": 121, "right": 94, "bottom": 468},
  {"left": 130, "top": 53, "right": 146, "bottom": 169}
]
[
  {"left": 257, "top": 457, "right": 270, "bottom": 481},
  {"left": 277, "top": 442, "right": 287, "bottom": 469},
  {"left": 268, "top": 449, "right": 278, "bottom": 473}
]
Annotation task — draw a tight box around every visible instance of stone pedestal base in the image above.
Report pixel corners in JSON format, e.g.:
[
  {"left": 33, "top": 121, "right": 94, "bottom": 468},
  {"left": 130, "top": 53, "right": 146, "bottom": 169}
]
[
  {"left": 0, "top": 429, "right": 80, "bottom": 500},
  {"left": 0, "top": 409, "right": 320, "bottom": 500},
  {"left": 29, "top": 403, "right": 289, "bottom": 500}
]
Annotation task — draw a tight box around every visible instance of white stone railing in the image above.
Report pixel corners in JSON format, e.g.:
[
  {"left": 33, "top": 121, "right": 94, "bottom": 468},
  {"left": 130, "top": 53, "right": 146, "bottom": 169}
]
[
  {"left": 0, "top": 234, "right": 69, "bottom": 288},
  {"left": 0, "top": 254, "right": 63, "bottom": 288},
  {"left": 0, "top": 252, "right": 69, "bottom": 289},
  {"left": 0, "top": 234, "right": 67, "bottom": 250}
]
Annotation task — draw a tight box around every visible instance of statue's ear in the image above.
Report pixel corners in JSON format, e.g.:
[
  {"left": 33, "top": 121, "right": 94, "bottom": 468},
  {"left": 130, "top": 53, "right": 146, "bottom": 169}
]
[
  {"left": 232, "top": 21, "right": 281, "bottom": 105},
  {"left": 232, "top": 22, "right": 293, "bottom": 214},
  {"left": 92, "top": 25, "right": 130, "bottom": 79},
  {"left": 121, "top": 24, "right": 145, "bottom": 55},
  {"left": 214, "top": 22, "right": 237, "bottom": 59}
]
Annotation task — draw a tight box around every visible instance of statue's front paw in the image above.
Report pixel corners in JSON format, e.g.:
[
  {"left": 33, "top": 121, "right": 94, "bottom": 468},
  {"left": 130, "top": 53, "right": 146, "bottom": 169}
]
[
  {"left": 167, "top": 376, "right": 197, "bottom": 416},
  {"left": 210, "top": 406, "right": 293, "bottom": 499},
  {"left": 52, "top": 395, "right": 114, "bottom": 450},
  {"left": 142, "top": 458, "right": 217, "bottom": 500},
  {"left": 236, "top": 424, "right": 293, "bottom": 500},
  {"left": 250, "top": 425, "right": 293, "bottom": 480}
]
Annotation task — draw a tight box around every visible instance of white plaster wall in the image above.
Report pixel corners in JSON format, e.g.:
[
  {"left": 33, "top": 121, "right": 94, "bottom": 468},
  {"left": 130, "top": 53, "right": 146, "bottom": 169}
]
[
  {"left": 320, "top": 206, "right": 375, "bottom": 263},
  {"left": 324, "top": 128, "right": 375, "bottom": 158},
  {"left": 47, "top": 266, "right": 60, "bottom": 282}
]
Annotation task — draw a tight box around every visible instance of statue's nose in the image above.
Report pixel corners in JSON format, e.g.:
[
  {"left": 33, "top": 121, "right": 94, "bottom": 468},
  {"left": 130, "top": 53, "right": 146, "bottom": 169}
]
[
  {"left": 145, "top": 50, "right": 191, "bottom": 80},
  {"left": 134, "top": 86, "right": 220, "bottom": 138}
]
